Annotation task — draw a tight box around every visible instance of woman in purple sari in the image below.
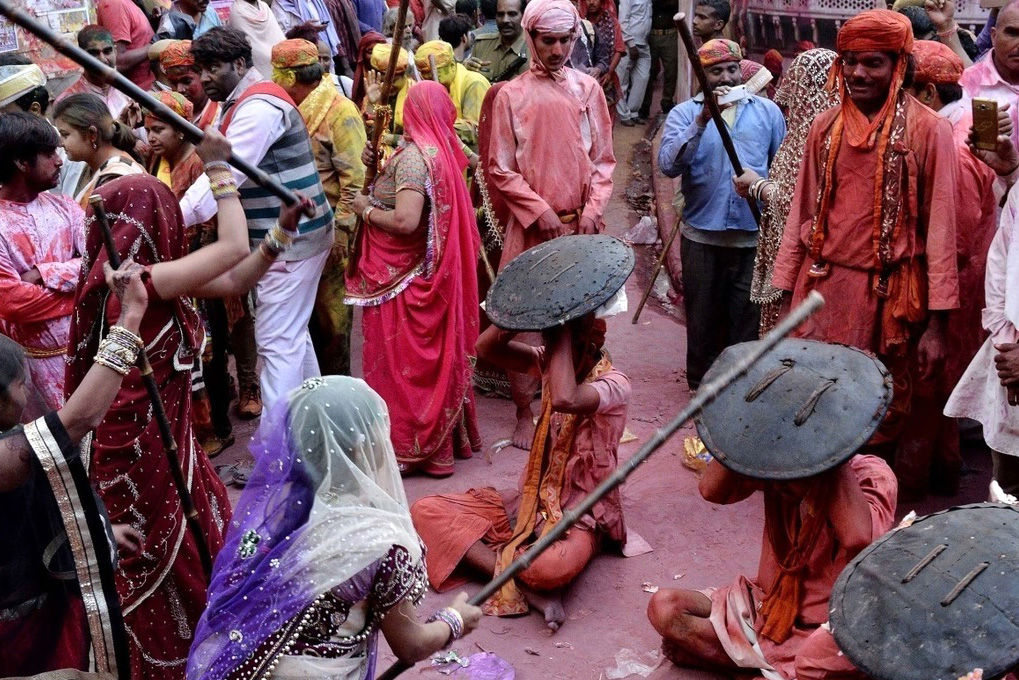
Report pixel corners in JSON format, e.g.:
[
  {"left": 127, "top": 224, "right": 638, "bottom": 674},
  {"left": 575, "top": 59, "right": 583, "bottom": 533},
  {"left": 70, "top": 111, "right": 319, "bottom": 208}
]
[{"left": 187, "top": 375, "right": 481, "bottom": 680}]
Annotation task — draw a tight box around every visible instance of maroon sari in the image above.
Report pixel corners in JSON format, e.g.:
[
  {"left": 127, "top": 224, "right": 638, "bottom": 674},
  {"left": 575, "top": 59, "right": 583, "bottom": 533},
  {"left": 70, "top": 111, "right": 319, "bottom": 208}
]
[
  {"left": 346, "top": 81, "right": 481, "bottom": 477},
  {"left": 66, "top": 174, "right": 230, "bottom": 680}
]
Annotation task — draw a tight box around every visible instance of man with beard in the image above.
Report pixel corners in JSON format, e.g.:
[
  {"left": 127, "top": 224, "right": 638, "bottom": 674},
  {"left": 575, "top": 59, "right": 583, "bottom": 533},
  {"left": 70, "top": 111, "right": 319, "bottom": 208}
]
[
  {"left": 658, "top": 38, "right": 784, "bottom": 390},
  {"left": 182, "top": 27, "right": 335, "bottom": 411},
  {"left": 772, "top": 10, "right": 959, "bottom": 464},
  {"left": 468, "top": 0, "right": 530, "bottom": 82},
  {"left": 0, "top": 112, "right": 85, "bottom": 418}
]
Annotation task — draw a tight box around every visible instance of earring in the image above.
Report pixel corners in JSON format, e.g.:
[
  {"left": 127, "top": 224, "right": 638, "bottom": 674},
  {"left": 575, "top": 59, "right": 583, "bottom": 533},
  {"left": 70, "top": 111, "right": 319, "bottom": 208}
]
[
  {"left": 92, "top": 142, "right": 97, "bottom": 150},
  {"left": 177, "top": 133, "right": 185, "bottom": 141}
]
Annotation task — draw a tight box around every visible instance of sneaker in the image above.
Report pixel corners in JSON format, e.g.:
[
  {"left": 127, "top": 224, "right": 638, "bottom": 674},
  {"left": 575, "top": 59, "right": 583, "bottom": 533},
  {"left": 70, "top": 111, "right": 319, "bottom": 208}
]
[
  {"left": 236, "top": 387, "right": 262, "bottom": 420},
  {"left": 202, "top": 433, "right": 235, "bottom": 458}
]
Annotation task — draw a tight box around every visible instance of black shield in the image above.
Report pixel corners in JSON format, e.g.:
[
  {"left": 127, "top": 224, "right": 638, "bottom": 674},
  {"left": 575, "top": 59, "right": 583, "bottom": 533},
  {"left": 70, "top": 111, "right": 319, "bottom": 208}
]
[
  {"left": 485, "top": 234, "right": 635, "bottom": 331},
  {"left": 831, "top": 504, "right": 1019, "bottom": 680},
  {"left": 695, "top": 339, "right": 893, "bottom": 479}
]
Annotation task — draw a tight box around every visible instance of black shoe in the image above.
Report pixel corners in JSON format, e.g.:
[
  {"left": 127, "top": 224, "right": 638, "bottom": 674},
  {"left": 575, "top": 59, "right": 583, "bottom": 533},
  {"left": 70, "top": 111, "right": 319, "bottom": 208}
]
[
  {"left": 620, "top": 118, "right": 636, "bottom": 127},
  {"left": 636, "top": 116, "right": 648, "bottom": 124}
]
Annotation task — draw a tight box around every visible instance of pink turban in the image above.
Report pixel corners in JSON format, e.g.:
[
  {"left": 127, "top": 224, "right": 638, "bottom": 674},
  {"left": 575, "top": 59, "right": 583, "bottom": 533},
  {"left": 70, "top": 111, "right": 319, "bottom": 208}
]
[{"left": 521, "top": 0, "right": 580, "bottom": 78}]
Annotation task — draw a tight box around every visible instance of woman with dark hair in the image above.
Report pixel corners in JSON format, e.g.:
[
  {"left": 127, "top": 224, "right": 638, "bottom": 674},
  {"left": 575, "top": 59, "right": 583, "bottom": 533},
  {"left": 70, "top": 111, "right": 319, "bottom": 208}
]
[
  {"left": 188, "top": 376, "right": 482, "bottom": 680},
  {"left": 346, "top": 81, "right": 481, "bottom": 477},
  {"left": 52, "top": 92, "right": 145, "bottom": 205},
  {"left": 0, "top": 264, "right": 147, "bottom": 677},
  {"left": 66, "top": 128, "right": 315, "bottom": 679}
]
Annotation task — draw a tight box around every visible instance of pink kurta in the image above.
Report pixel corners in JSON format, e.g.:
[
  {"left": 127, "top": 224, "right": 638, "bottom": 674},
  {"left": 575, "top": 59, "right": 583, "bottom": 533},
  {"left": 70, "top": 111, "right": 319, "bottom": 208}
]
[
  {"left": 55, "top": 77, "right": 131, "bottom": 119},
  {"left": 961, "top": 54, "right": 1019, "bottom": 151},
  {"left": 487, "top": 67, "right": 615, "bottom": 269},
  {"left": 0, "top": 193, "right": 85, "bottom": 419}
]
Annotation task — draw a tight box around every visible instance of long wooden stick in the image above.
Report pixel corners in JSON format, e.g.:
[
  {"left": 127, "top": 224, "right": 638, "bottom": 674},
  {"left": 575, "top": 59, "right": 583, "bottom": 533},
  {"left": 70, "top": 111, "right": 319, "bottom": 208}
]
[
  {"left": 347, "top": 0, "right": 411, "bottom": 275},
  {"left": 376, "top": 291, "right": 824, "bottom": 680},
  {"left": 631, "top": 216, "right": 682, "bottom": 323},
  {"left": 673, "top": 12, "right": 761, "bottom": 226},
  {"left": 0, "top": 0, "right": 298, "bottom": 206},
  {"left": 89, "top": 195, "right": 214, "bottom": 578}
]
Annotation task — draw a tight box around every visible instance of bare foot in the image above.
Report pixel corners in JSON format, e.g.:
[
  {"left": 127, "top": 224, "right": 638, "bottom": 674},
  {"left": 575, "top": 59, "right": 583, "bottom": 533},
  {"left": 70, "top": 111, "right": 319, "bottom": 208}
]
[
  {"left": 512, "top": 406, "right": 536, "bottom": 450},
  {"left": 522, "top": 586, "right": 566, "bottom": 632}
]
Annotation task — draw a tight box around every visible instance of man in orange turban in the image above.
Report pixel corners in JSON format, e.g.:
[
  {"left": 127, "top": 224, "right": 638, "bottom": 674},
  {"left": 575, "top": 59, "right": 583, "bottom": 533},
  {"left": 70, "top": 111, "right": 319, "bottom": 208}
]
[
  {"left": 159, "top": 40, "right": 220, "bottom": 128},
  {"left": 772, "top": 10, "right": 961, "bottom": 491}
]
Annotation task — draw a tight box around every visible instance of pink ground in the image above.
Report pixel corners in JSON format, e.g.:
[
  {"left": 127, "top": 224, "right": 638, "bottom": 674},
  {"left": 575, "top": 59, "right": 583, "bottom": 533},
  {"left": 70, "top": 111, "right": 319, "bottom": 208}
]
[{"left": 214, "top": 118, "right": 991, "bottom": 680}]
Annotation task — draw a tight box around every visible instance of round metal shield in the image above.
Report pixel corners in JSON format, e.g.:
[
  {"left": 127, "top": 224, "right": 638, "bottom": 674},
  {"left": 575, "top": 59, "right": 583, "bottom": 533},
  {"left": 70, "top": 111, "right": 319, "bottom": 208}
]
[
  {"left": 830, "top": 504, "right": 1019, "bottom": 680},
  {"left": 485, "top": 235, "right": 635, "bottom": 331},
  {"left": 695, "top": 339, "right": 893, "bottom": 480}
]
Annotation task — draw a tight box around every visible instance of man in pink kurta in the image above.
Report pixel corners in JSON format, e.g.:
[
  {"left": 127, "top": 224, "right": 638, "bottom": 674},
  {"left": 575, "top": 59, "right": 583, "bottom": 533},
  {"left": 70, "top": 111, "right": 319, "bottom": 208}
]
[
  {"left": 0, "top": 113, "right": 85, "bottom": 419},
  {"left": 771, "top": 11, "right": 959, "bottom": 458},
  {"left": 488, "top": 0, "right": 615, "bottom": 270},
  {"left": 485, "top": 0, "right": 615, "bottom": 450}
]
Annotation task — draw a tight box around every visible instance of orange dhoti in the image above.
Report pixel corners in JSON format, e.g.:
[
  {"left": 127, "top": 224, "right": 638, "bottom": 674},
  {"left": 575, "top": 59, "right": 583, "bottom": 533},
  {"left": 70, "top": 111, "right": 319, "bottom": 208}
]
[{"left": 410, "top": 488, "right": 599, "bottom": 594}]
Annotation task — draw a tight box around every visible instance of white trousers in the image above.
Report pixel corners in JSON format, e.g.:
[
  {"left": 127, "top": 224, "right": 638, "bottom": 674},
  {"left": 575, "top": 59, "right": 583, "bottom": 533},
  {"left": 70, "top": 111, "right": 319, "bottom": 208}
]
[
  {"left": 254, "top": 248, "right": 329, "bottom": 411},
  {"left": 616, "top": 43, "right": 652, "bottom": 120}
]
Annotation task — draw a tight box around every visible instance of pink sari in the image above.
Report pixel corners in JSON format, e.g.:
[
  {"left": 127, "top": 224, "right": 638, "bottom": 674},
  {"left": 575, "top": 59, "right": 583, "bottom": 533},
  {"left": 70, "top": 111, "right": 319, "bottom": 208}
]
[{"left": 346, "top": 81, "right": 481, "bottom": 477}]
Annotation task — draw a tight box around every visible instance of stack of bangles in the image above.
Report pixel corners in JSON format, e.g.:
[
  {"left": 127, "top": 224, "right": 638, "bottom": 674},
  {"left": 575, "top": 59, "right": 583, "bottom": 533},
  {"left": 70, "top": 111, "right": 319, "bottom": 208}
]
[
  {"left": 94, "top": 325, "right": 143, "bottom": 376},
  {"left": 749, "top": 177, "right": 775, "bottom": 202},
  {"left": 427, "top": 607, "right": 464, "bottom": 645},
  {"left": 260, "top": 222, "right": 294, "bottom": 259},
  {"left": 205, "top": 160, "right": 238, "bottom": 201},
  {"left": 362, "top": 204, "right": 377, "bottom": 226}
]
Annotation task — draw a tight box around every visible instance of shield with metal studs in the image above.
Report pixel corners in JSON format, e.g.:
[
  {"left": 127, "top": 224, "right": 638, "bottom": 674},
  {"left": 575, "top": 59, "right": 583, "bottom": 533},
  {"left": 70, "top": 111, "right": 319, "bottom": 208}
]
[
  {"left": 485, "top": 234, "right": 635, "bottom": 331},
  {"left": 830, "top": 503, "right": 1019, "bottom": 680},
  {"left": 695, "top": 339, "right": 893, "bottom": 480}
]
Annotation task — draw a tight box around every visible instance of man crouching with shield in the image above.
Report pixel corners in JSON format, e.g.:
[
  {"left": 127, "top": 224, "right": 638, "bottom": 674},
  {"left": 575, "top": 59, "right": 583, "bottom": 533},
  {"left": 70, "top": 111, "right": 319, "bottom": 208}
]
[
  {"left": 648, "top": 340, "right": 899, "bottom": 680},
  {"left": 411, "top": 235, "right": 633, "bottom": 632}
]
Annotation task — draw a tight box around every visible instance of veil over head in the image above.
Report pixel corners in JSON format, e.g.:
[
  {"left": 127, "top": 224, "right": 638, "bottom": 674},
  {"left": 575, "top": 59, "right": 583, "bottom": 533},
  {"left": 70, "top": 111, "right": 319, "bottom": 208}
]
[{"left": 187, "top": 376, "right": 422, "bottom": 680}]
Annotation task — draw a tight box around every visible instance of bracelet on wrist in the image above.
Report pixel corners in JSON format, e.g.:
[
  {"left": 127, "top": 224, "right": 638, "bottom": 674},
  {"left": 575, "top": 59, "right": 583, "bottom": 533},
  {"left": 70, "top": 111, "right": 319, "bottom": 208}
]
[
  {"left": 362, "top": 205, "right": 375, "bottom": 225},
  {"left": 426, "top": 607, "right": 465, "bottom": 645},
  {"left": 936, "top": 22, "right": 959, "bottom": 38},
  {"left": 203, "top": 160, "right": 230, "bottom": 172}
]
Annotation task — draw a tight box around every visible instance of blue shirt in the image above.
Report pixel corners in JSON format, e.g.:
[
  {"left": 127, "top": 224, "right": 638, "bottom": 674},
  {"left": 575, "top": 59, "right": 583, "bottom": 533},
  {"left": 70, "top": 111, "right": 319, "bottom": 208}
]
[
  {"left": 352, "top": 0, "right": 385, "bottom": 33},
  {"left": 658, "top": 94, "right": 785, "bottom": 232}
]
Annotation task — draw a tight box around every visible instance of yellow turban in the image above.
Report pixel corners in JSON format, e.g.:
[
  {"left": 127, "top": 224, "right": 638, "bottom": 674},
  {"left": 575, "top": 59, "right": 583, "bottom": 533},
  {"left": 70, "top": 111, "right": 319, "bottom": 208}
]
[
  {"left": 370, "top": 43, "right": 409, "bottom": 74},
  {"left": 0, "top": 65, "right": 45, "bottom": 109},
  {"left": 415, "top": 40, "right": 455, "bottom": 71}
]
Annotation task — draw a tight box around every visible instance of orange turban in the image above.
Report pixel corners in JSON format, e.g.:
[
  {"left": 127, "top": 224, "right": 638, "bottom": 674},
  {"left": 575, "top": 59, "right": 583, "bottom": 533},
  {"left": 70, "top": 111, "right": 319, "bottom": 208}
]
[
  {"left": 698, "top": 39, "right": 742, "bottom": 67},
  {"left": 271, "top": 38, "right": 319, "bottom": 69},
  {"left": 836, "top": 8, "right": 913, "bottom": 55},
  {"left": 159, "top": 40, "right": 194, "bottom": 71},
  {"left": 911, "top": 39, "right": 964, "bottom": 85},
  {"left": 835, "top": 9, "right": 913, "bottom": 149},
  {"left": 145, "top": 90, "right": 193, "bottom": 125}
]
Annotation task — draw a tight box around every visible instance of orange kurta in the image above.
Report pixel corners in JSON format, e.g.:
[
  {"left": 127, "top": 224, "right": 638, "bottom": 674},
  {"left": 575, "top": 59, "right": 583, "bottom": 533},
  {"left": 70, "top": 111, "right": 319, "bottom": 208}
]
[{"left": 772, "top": 96, "right": 960, "bottom": 350}]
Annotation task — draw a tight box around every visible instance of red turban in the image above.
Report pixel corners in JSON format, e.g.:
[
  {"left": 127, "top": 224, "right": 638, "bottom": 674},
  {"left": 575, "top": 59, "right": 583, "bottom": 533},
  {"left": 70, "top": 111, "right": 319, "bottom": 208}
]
[
  {"left": 835, "top": 9, "right": 913, "bottom": 149},
  {"left": 698, "top": 39, "right": 742, "bottom": 67},
  {"left": 911, "top": 39, "right": 964, "bottom": 85},
  {"left": 795, "top": 40, "right": 816, "bottom": 53}
]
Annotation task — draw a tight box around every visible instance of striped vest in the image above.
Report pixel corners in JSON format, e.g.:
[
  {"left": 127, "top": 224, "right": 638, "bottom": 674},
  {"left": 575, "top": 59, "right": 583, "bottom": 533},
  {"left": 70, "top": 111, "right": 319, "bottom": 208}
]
[{"left": 221, "top": 84, "right": 334, "bottom": 261}]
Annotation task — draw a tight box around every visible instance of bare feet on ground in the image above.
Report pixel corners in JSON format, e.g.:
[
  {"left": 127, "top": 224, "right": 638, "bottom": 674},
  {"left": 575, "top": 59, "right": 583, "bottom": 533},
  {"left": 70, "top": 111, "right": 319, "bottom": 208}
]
[
  {"left": 521, "top": 585, "right": 566, "bottom": 632},
  {"left": 512, "top": 406, "right": 536, "bottom": 450}
]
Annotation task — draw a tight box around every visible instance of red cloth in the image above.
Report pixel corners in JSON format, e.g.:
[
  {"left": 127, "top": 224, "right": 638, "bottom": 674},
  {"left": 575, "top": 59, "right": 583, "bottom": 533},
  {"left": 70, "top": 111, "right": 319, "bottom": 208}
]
[
  {"left": 772, "top": 98, "right": 960, "bottom": 349},
  {"left": 346, "top": 82, "right": 480, "bottom": 474},
  {"left": 0, "top": 588, "right": 89, "bottom": 676},
  {"left": 66, "top": 175, "right": 229, "bottom": 679}
]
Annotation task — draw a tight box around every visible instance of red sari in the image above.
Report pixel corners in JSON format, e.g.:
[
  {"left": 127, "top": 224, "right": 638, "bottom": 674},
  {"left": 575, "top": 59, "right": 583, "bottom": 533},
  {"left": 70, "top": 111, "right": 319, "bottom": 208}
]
[
  {"left": 346, "top": 81, "right": 481, "bottom": 477},
  {"left": 66, "top": 174, "right": 230, "bottom": 680}
]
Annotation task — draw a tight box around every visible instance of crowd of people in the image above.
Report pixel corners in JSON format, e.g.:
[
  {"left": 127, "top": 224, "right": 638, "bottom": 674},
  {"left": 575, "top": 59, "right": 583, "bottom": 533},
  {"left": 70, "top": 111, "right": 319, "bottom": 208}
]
[{"left": 3, "top": 0, "right": 1019, "bottom": 676}]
